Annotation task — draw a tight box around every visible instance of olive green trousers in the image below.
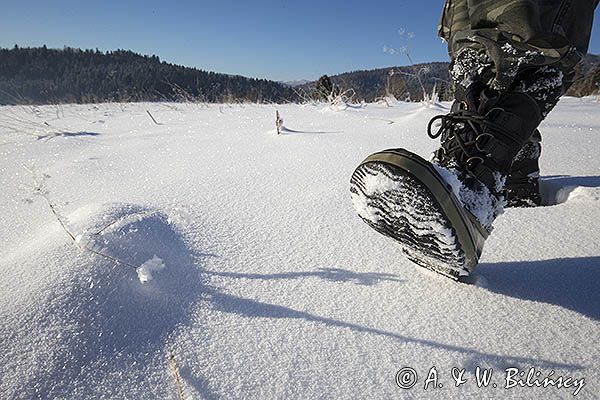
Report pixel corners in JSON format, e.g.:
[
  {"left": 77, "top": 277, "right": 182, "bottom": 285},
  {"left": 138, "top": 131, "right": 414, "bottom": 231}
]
[{"left": 439, "top": 0, "right": 599, "bottom": 91}]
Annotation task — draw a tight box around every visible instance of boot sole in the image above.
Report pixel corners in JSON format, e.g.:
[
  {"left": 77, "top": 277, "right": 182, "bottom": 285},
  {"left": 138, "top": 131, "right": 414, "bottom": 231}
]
[{"left": 350, "top": 149, "right": 488, "bottom": 280}]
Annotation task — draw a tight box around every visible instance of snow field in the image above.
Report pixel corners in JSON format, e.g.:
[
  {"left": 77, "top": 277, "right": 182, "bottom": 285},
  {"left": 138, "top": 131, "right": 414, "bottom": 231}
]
[{"left": 0, "top": 98, "right": 599, "bottom": 399}]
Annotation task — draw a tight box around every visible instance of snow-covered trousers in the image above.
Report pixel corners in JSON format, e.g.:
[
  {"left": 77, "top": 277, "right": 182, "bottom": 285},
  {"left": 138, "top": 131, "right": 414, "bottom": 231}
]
[{"left": 438, "top": 0, "right": 600, "bottom": 93}]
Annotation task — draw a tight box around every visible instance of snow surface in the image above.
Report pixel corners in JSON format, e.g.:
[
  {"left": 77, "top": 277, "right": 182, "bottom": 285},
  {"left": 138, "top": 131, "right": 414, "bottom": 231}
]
[{"left": 1, "top": 98, "right": 599, "bottom": 399}]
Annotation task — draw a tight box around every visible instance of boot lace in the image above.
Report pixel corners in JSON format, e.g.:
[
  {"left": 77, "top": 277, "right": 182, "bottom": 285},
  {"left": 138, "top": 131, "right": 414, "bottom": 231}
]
[{"left": 427, "top": 106, "right": 520, "bottom": 174}]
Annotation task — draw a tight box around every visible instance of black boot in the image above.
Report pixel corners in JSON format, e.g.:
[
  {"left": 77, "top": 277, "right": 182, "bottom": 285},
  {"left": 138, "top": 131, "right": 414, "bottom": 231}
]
[
  {"left": 505, "top": 130, "right": 542, "bottom": 207},
  {"left": 350, "top": 83, "right": 544, "bottom": 279},
  {"left": 429, "top": 83, "right": 548, "bottom": 222}
]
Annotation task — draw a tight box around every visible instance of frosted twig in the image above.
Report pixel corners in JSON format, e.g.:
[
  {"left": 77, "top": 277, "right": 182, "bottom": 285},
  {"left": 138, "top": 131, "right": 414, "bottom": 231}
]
[
  {"left": 25, "top": 168, "right": 140, "bottom": 270},
  {"left": 94, "top": 210, "right": 156, "bottom": 236}
]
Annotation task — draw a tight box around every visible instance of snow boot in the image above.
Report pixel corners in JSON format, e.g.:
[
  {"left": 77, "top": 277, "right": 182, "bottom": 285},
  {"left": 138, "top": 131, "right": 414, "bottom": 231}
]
[
  {"left": 350, "top": 83, "right": 543, "bottom": 279},
  {"left": 505, "top": 130, "right": 542, "bottom": 207}
]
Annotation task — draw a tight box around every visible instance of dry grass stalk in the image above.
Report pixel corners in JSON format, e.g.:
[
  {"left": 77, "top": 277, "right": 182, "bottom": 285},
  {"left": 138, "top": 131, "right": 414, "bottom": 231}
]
[
  {"left": 169, "top": 351, "right": 186, "bottom": 400},
  {"left": 275, "top": 110, "right": 283, "bottom": 134},
  {"left": 146, "top": 110, "right": 160, "bottom": 125}
]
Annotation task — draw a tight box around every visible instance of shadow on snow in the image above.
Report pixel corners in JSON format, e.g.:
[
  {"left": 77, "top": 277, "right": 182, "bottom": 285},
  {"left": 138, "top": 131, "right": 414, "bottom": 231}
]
[
  {"left": 37, "top": 131, "right": 101, "bottom": 141},
  {"left": 478, "top": 256, "right": 600, "bottom": 322},
  {"left": 23, "top": 204, "right": 591, "bottom": 398},
  {"left": 205, "top": 267, "right": 403, "bottom": 286}
]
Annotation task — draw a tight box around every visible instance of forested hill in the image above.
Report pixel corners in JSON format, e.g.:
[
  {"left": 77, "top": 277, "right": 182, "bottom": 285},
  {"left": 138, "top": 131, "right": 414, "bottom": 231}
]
[
  {"left": 0, "top": 46, "right": 297, "bottom": 105},
  {"left": 301, "top": 54, "right": 600, "bottom": 102},
  {"left": 322, "top": 62, "right": 453, "bottom": 102}
]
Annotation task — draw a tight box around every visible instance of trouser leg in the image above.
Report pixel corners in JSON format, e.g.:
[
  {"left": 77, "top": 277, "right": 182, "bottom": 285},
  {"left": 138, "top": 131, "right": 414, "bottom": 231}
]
[{"left": 439, "top": 0, "right": 599, "bottom": 94}]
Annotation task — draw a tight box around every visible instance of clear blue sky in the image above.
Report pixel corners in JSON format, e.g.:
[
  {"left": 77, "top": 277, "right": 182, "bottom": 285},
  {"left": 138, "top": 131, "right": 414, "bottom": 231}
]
[{"left": 2, "top": 0, "right": 600, "bottom": 82}]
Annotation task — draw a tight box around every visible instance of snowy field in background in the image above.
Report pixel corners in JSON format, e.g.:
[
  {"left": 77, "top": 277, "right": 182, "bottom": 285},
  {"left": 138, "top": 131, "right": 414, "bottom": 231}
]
[{"left": 1, "top": 98, "right": 599, "bottom": 399}]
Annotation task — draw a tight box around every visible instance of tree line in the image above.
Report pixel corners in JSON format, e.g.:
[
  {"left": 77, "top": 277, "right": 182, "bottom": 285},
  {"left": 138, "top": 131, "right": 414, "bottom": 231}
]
[
  {"left": 0, "top": 46, "right": 297, "bottom": 105},
  {"left": 2, "top": 46, "right": 598, "bottom": 106}
]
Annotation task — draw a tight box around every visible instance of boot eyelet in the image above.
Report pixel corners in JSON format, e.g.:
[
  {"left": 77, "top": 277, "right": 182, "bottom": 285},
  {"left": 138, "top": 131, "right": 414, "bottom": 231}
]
[
  {"left": 475, "top": 133, "right": 494, "bottom": 152},
  {"left": 466, "top": 156, "right": 484, "bottom": 170}
]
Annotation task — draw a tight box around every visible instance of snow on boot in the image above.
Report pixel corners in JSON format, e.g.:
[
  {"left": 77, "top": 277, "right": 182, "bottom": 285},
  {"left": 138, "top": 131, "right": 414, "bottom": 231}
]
[
  {"left": 505, "top": 129, "right": 542, "bottom": 207},
  {"left": 350, "top": 84, "right": 543, "bottom": 280}
]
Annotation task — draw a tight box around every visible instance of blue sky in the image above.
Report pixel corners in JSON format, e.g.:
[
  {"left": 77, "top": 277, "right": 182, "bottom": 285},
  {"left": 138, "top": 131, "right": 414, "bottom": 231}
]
[{"left": 2, "top": 0, "right": 600, "bottom": 81}]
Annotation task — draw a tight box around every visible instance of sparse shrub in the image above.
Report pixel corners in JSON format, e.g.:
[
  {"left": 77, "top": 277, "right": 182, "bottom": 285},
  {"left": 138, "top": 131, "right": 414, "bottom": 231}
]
[{"left": 315, "top": 75, "right": 334, "bottom": 100}]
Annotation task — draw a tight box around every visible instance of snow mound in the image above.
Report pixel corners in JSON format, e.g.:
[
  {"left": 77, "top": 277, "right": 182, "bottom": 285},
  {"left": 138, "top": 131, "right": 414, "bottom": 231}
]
[
  {"left": 540, "top": 176, "right": 600, "bottom": 205},
  {"left": 566, "top": 186, "right": 600, "bottom": 202},
  {"left": 1, "top": 203, "right": 204, "bottom": 399}
]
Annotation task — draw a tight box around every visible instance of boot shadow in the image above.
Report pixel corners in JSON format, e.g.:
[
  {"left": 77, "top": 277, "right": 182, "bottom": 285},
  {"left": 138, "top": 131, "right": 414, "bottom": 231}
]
[{"left": 477, "top": 257, "right": 600, "bottom": 321}]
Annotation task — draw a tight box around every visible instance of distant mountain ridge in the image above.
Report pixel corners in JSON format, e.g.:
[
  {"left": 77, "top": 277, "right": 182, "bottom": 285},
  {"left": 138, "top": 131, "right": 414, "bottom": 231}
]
[{"left": 281, "top": 80, "right": 311, "bottom": 87}]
